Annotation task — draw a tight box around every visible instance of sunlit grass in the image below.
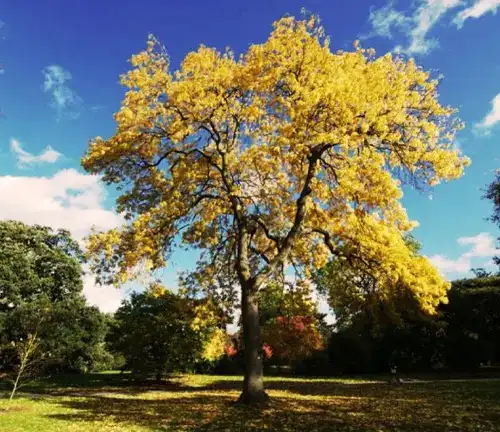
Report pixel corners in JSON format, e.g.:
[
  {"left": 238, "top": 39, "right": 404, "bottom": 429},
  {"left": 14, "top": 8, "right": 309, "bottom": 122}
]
[{"left": 1, "top": 373, "right": 499, "bottom": 431}]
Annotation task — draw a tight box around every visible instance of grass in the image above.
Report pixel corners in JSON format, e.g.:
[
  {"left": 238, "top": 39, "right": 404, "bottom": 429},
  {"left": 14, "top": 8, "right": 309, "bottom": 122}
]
[{"left": 1, "top": 373, "right": 500, "bottom": 431}]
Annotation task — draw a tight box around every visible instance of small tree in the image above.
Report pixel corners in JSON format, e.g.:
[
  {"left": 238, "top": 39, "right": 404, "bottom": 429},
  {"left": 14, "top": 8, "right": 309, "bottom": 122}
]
[
  {"left": 262, "top": 315, "right": 323, "bottom": 366},
  {"left": 109, "top": 286, "right": 206, "bottom": 381},
  {"left": 83, "top": 15, "right": 469, "bottom": 403},
  {"left": 9, "top": 319, "right": 42, "bottom": 399},
  {"left": 5, "top": 302, "right": 52, "bottom": 400},
  {"left": 258, "top": 281, "right": 324, "bottom": 366}
]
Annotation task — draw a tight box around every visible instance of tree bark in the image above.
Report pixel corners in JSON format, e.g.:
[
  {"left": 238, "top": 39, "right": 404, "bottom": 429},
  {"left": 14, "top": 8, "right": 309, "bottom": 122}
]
[
  {"left": 237, "top": 282, "right": 270, "bottom": 405},
  {"left": 155, "top": 371, "right": 163, "bottom": 383}
]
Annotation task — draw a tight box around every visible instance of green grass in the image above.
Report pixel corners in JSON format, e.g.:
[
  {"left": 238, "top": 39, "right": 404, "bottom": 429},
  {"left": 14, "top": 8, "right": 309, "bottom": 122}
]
[{"left": 1, "top": 373, "right": 500, "bottom": 431}]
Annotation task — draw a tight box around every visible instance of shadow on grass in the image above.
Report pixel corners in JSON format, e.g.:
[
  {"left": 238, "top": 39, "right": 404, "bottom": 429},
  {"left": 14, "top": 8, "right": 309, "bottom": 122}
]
[
  {"left": 41, "top": 378, "right": 500, "bottom": 432},
  {"left": 1, "top": 372, "right": 192, "bottom": 398},
  {"left": 42, "top": 393, "right": 417, "bottom": 432}
]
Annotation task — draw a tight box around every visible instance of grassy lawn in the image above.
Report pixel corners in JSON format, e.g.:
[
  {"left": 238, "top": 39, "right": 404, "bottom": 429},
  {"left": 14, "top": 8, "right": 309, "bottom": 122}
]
[{"left": 1, "top": 373, "right": 500, "bottom": 431}]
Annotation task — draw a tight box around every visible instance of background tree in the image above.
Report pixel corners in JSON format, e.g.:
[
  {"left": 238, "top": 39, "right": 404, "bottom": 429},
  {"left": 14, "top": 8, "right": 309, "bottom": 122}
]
[
  {"left": 315, "top": 235, "right": 447, "bottom": 373},
  {"left": 314, "top": 234, "right": 424, "bottom": 330},
  {"left": 322, "top": 273, "right": 500, "bottom": 374},
  {"left": 441, "top": 275, "right": 500, "bottom": 370},
  {"left": 258, "top": 281, "right": 324, "bottom": 368},
  {"left": 190, "top": 295, "right": 228, "bottom": 368},
  {"left": 109, "top": 286, "right": 210, "bottom": 381},
  {"left": 0, "top": 221, "right": 83, "bottom": 311},
  {"left": 484, "top": 170, "right": 500, "bottom": 268},
  {"left": 262, "top": 315, "right": 323, "bottom": 367},
  {"left": 0, "top": 221, "right": 110, "bottom": 378},
  {"left": 82, "top": 15, "right": 469, "bottom": 403}
]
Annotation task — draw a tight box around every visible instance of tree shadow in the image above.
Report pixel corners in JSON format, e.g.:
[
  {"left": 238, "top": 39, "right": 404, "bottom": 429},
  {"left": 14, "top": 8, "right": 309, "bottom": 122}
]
[
  {"left": 202, "top": 378, "right": 393, "bottom": 397},
  {"left": 41, "top": 379, "right": 500, "bottom": 431},
  {"left": 42, "top": 393, "right": 401, "bottom": 431},
  {"left": 4, "top": 372, "right": 194, "bottom": 398}
]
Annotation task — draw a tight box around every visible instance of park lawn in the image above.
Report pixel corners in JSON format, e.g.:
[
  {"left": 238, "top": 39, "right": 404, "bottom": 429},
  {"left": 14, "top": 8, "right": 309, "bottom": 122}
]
[{"left": 1, "top": 374, "right": 500, "bottom": 431}]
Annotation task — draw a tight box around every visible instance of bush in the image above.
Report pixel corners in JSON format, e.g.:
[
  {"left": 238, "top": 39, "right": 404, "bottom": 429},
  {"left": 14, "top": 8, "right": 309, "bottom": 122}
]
[{"left": 294, "top": 350, "right": 333, "bottom": 376}]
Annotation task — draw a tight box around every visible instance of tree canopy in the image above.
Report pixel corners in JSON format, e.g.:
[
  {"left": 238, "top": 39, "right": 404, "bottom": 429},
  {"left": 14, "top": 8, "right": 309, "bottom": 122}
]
[
  {"left": 314, "top": 234, "right": 425, "bottom": 329},
  {"left": 82, "top": 15, "right": 469, "bottom": 402},
  {"left": 0, "top": 220, "right": 84, "bottom": 311},
  {"left": 108, "top": 285, "right": 223, "bottom": 380},
  {"left": 484, "top": 170, "right": 500, "bottom": 267},
  {"left": 257, "top": 282, "right": 324, "bottom": 365},
  {"left": 0, "top": 221, "right": 110, "bottom": 376}
]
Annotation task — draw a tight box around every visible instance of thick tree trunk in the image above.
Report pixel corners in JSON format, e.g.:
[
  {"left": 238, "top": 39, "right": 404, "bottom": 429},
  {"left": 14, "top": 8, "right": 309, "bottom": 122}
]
[{"left": 237, "top": 283, "right": 270, "bottom": 405}]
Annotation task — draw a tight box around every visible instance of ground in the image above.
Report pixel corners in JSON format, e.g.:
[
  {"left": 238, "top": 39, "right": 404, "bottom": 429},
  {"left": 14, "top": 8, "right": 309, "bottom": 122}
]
[{"left": 1, "top": 373, "right": 500, "bottom": 431}]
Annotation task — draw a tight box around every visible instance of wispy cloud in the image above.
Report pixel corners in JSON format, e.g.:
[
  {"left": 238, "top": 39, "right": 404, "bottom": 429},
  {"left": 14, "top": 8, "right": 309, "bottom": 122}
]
[
  {"left": 454, "top": 0, "right": 500, "bottom": 27},
  {"left": 42, "top": 65, "right": 83, "bottom": 120},
  {"left": 429, "top": 254, "right": 471, "bottom": 273},
  {"left": 367, "top": 0, "right": 500, "bottom": 56},
  {"left": 406, "top": 0, "right": 462, "bottom": 55},
  {"left": 458, "top": 232, "right": 498, "bottom": 258},
  {"left": 429, "top": 232, "right": 498, "bottom": 277},
  {"left": 367, "top": 0, "right": 462, "bottom": 55},
  {"left": 10, "top": 138, "right": 63, "bottom": 168},
  {"left": 475, "top": 93, "right": 500, "bottom": 133},
  {"left": 366, "top": 2, "right": 411, "bottom": 39}
]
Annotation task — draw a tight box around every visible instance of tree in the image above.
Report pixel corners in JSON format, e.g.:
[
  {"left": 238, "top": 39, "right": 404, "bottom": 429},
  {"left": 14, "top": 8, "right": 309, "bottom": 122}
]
[
  {"left": 442, "top": 275, "right": 500, "bottom": 370},
  {"left": 42, "top": 300, "right": 112, "bottom": 373},
  {"left": 262, "top": 315, "right": 323, "bottom": 366},
  {"left": 190, "top": 295, "right": 228, "bottom": 365},
  {"left": 82, "top": 15, "right": 469, "bottom": 403},
  {"left": 324, "top": 273, "right": 500, "bottom": 374},
  {"left": 314, "top": 234, "right": 425, "bottom": 330},
  {"left": 109, "top": 286, "right": 207, "bottom": 381},
  {"left": 0, "top": 221, "right": 84, "bottom": 311},
  {"left": 484, "top": 170, "right": 500, "bottom": 268},
  {"left": 0, "top": 221, "right": 110, "bottom": 377},
  {"left": 6, "top": 303, "right": 48, "bottom": 400},
  {"left": 258, "top": 281, "right": 324, "bottom": 366},
  {"left": 316, "top": 235, "right": 449, "bottom": 373}
]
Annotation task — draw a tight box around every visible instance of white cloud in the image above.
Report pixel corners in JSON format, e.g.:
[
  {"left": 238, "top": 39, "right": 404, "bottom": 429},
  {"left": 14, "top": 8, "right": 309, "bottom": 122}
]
[
  {"left": 475, "top": 93, "right": 500, "bottom": 133},
  {"left": 0, "top": 168, "right": 122, "bottom": 240},
  {"left": 82, "top": 270, "right": 131, "bottom": 313},
  {"left": 458, "top": 232, "right": 498, "bottom": 258},
  {"left": 454, "top": 0, "right": 500, "bottom": 26},
  {"left": 429, "top": 254, "right": 471, "bottom": 273},
  {"left": 42, "top": 65, "right": 83, "bottom": 120},
  {"left": 429, "top": 232, "right": 498, "bottom": 277},
  {"left": 0, "top": 169, "right": 126, "bottom": 311},
  {"left": 368, "top": 0, "right": 500, "bottom": 55},
  {"left": 366, "top": 2, "right": 411, "bottom": 39},
  {"left": 407, "top": 0, "right": 462, "bottom": 55},
  {"left": 367, "top": 0, "right": 462, "bottom": 55},
  {"left": 10, "top": 138, "right": 62, "bottom": 168}
]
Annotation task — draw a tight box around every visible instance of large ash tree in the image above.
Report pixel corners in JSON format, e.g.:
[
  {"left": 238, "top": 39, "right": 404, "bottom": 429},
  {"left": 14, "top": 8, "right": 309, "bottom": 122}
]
[{"left": 82, "top": 16, "right": 469, "bottom": 404}]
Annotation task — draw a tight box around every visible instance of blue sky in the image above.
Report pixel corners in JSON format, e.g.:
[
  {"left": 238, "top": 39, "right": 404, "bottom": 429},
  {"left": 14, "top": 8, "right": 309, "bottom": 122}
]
[{"left": 0, "top": 0, "right": 499, "bottom": 313}]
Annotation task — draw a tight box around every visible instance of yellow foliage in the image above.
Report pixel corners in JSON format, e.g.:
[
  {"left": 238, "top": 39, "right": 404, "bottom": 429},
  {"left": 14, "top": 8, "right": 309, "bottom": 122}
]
[
  {"left": 148, "top": 281, "right": 168, "bottom": 298},
  {"left": 82, "top": 16, "right": 469, "bottom": 315},
  {"left": 201, "top": 328, "right": 226, "bottom": 363},
  {"left": 190, "top": 300, "right": 220, "bottom": 332}
]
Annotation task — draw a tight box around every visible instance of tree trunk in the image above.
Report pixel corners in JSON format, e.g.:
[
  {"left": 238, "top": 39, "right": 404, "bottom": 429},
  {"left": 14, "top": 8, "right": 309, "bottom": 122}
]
[
  {"left": 9, "top": 372, "right": 21, "bottom": 400},
  {"left": 155, "top": 371, "right": 163, "bottom": 383},
  {"left": 237, "top": 282, "right": 270, "bottom": 405}
]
